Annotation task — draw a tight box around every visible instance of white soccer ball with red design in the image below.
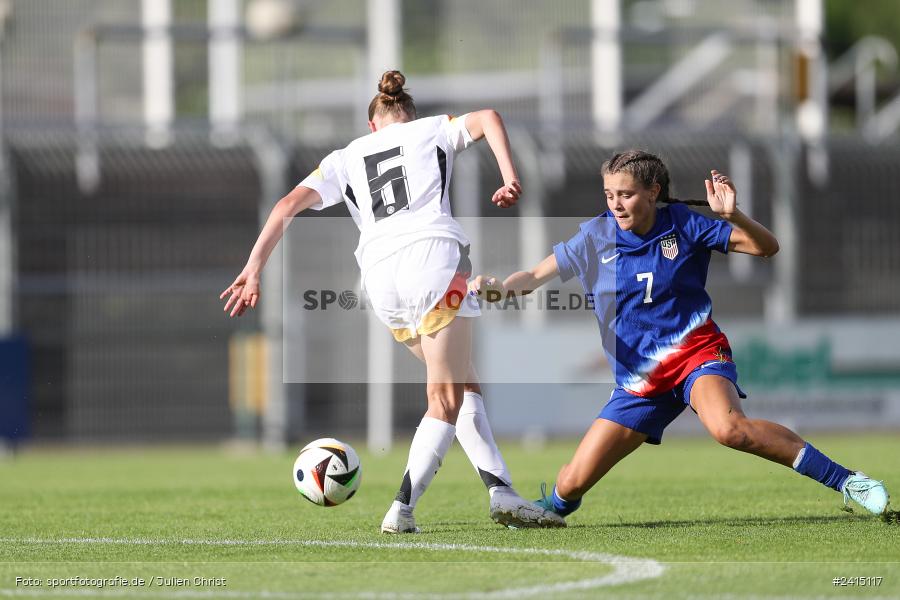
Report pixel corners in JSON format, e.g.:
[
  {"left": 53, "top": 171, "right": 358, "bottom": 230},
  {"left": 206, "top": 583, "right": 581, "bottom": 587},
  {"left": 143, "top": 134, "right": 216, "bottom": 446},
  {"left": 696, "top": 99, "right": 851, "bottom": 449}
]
[{"left": 292, "top": 438, "right": 361, "bottom": 507}]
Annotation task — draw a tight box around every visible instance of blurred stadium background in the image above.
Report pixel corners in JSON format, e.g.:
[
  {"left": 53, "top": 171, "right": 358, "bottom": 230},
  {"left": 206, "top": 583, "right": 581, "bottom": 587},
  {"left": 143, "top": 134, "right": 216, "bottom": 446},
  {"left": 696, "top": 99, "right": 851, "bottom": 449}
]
[{"left": 1, "top": 0, "right": 899, "bottom": 454}]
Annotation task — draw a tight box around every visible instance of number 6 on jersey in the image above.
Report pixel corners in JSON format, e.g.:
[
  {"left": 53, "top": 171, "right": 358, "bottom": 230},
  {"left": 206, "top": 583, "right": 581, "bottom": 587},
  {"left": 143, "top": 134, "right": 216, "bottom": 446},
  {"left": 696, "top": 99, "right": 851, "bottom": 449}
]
[{"left": 364, "top": 146, "right": 411, "bottom": 220}]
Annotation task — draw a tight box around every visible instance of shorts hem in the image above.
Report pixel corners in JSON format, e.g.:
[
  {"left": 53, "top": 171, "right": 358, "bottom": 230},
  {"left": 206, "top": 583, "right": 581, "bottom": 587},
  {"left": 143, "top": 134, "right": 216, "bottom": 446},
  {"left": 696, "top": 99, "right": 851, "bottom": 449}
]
[{"left": 596, "top": 416, "right": 663, "bottom": 446}]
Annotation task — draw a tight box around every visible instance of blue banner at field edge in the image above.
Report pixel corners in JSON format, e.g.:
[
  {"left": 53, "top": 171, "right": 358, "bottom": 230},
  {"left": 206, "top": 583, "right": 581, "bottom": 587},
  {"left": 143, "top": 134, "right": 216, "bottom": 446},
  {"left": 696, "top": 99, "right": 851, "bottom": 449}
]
[{"left": 0, "top": 336, "right": 30, "bottom": 444}]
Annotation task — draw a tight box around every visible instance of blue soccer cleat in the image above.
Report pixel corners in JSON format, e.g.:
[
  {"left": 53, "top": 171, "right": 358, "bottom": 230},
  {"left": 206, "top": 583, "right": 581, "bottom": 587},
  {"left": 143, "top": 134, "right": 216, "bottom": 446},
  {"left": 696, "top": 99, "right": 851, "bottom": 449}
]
[
  {"left": 534, "top": 482, "right": 565, "bottom": 515},
  {"left": 841, "top": 472, "right": 890, "bottom": 515},
  {"left": 535, "top": 482, "right": 555, "bottom": 512},
  {"left": 535, "top": 481, "right": 583, "bottom": 519}
]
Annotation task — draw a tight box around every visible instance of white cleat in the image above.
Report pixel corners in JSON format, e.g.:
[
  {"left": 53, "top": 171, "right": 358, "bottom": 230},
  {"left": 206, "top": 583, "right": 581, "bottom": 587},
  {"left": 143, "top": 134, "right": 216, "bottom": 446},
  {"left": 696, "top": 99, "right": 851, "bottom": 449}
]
[
  {"left": 381, "top": 500, "right": 420, "bottom": 534},
  {"left": 842, "top": 472, "right": 890, "bottom": 515},
  {"left": 489, "top": 487, "right": 566, "bottom": 529}
]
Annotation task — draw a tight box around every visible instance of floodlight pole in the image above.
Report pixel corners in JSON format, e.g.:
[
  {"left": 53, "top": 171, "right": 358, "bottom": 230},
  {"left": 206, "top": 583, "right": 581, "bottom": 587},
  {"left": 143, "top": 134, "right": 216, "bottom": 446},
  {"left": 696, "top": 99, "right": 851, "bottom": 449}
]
[
  {"left": 366, "top": 0, "right": 401, "bottom": 82},
  {"left": 142, "top": 0, "right": 174, "bottom": 146},
  {"left": 511, "top": 131, "right": 548, "bottom": 328},
  {"left": 765, "top": 139, "right": 799, "bottom": 324},
  {"left": 366, "top": 0, "right": 401, "bottom": 454},
  {"left": 0, "top": 27, "right": 12, "bottom": 336},
  {"left": 728, "top": 142, "right": 754, "bottom": 283},
  {"left": 761, "top": 0, "right": 825, "bottom": 325},
  {"left": 246, "top": 128, "right": 290, "bottom": 452},
  {"left": 209, "top": 0, "right": 243, "bottom": 139},
  {"left": 591, "top": 0, "right": 622, "bottom": 132},
  {"left": 795, "top": 0, "right": 828, "bottom": 185}
]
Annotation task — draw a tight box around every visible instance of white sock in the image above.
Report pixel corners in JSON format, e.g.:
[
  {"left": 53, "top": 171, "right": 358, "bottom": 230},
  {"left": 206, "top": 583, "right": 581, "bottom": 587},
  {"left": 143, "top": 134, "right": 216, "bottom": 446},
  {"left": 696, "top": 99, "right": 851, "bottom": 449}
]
[
  {"left": 455, "top": 391, "right": 512, "bottom": 496},
  {"left": 394, "top": 417, "right": 456, "bottom": 509}
]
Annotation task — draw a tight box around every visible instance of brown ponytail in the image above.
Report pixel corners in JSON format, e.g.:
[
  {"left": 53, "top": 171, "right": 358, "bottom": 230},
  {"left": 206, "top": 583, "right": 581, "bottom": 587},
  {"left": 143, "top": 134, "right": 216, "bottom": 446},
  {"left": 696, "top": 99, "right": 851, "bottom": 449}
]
[
  {"left": 368, "top": 70, "right": 417, "bottom": 121},
  {"left": 601, "top": 149, "right": 707, "bottom": 206}
]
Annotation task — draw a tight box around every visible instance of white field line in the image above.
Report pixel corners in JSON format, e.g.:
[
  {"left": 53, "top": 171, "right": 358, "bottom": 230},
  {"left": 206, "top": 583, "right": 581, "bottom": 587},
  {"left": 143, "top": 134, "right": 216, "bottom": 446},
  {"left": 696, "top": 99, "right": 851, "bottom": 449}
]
[{"left": 0, "top": 537, "right": 665, "bottom": 599}]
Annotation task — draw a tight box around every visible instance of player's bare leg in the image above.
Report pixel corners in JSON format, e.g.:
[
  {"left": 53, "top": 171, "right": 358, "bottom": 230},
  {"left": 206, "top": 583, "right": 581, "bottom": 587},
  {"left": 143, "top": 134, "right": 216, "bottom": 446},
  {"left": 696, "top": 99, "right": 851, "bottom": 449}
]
[
  {"left": 691, "top": 374, "right": 889, "bottom": 514},
  {"left": 382, "top": 317, "right": 470, "bottom": 533},
  {"left": 538, "top": 419, "right": 647, "bottom": 515},
  {"left": 690, "top": 375, "right": 802, "bottom": 466},
  {"left": 557, "top": 419, "right": 648, "bottom": 498},
  {"left": 402, "top": 331, "right": 564, "bottom": 527}
]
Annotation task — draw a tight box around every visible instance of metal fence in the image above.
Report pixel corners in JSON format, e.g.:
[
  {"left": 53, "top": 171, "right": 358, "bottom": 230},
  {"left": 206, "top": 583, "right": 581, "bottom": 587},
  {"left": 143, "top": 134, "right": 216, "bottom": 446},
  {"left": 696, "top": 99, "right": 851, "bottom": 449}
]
[
  {"left": 9, "top": 127, "right": 900, "bottom": 443},
  {"left": 2, "top": 1, "right": 899, "bottom": 444},
  {"left": 797, "top": 138, "right": 900, "bottom": 315},
  {"left": 12, "top": 130, "right": 260, "bottom": 441}
]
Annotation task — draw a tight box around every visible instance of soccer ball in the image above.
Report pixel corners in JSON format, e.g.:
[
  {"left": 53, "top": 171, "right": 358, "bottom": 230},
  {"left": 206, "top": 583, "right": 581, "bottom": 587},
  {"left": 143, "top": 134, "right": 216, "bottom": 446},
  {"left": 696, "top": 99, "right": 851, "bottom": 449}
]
[{"left": 292, "top": 438, "right": 361, "bottom": 507}]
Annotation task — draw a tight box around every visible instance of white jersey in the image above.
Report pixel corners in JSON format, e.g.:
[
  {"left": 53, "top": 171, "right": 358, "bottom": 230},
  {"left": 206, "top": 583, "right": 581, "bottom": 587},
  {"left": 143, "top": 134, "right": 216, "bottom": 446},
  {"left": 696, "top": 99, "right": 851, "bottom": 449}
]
[{"left": 298, "top": 114, "right": 475, "bottom": 276}]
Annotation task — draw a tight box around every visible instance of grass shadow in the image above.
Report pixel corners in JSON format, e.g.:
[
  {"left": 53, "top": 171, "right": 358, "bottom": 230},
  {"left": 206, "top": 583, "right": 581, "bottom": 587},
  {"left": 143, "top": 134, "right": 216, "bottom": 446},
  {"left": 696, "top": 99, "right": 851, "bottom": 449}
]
[{"left": 598, "top": 514, "right": 871, "bottom": 529}]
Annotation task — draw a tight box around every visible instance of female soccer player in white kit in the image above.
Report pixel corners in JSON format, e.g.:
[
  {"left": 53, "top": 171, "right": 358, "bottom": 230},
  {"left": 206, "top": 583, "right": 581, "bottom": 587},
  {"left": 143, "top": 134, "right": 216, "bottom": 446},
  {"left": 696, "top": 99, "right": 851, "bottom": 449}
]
[{"left": 221, "top": 71, "right": 565, "bottom": 532}]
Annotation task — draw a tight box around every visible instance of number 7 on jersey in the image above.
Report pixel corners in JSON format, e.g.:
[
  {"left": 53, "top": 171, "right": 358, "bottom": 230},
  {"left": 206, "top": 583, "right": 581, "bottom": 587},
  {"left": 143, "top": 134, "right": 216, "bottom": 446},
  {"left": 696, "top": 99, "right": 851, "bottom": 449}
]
[{"left": 637, "top": 272, "right": 653, "bottom": 304}]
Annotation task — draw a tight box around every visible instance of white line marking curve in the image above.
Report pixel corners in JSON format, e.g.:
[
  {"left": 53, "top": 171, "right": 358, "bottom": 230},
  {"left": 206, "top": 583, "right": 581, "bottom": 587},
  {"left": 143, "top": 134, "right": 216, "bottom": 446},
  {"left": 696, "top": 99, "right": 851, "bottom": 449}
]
[{"left": 0, "top": 537, "right": 665, "bottom": 599}]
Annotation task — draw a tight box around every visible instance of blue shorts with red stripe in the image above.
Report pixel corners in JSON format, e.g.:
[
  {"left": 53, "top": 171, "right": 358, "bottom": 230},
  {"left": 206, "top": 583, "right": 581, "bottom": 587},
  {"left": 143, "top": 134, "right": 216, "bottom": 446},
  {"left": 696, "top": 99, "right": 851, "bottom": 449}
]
[{"left": 598, "top": 360, "right": 747, "bottom": 445}]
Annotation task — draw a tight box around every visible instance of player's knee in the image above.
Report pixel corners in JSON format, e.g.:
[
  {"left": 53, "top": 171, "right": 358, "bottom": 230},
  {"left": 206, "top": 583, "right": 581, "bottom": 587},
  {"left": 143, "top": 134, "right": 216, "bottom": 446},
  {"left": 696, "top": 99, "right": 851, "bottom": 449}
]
[
  {"left": 710, "top": 419, "right": 752, "bottom": 450},
  {"left": 464, "top": 382, "right": 481, "bottom": 395}
]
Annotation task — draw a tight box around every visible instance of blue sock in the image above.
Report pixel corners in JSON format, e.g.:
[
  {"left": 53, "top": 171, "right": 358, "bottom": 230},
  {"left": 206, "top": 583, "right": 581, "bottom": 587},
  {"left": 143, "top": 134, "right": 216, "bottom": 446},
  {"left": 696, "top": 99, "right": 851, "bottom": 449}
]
[
  {"left": 551, "top": 486, "right": 582, "bottom": 516},
  {"left": 793, "top": 442, "right": 852, "bottom": 492}
]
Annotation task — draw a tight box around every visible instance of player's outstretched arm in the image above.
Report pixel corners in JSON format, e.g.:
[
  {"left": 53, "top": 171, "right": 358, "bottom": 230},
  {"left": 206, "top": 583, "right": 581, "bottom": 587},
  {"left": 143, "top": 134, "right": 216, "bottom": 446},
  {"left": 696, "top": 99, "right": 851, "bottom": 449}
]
[
  {"left": 464, "top": 110, "right": 521, "bottom": 208},
  {"left": 469, "top": 253, "right": 559, "bottom": 301},
  {"left": 705, "top": 169, "right": 780, "bottom": 257},
  {"left": 220, "top": 185, "right": 322, "bottom": 317}
]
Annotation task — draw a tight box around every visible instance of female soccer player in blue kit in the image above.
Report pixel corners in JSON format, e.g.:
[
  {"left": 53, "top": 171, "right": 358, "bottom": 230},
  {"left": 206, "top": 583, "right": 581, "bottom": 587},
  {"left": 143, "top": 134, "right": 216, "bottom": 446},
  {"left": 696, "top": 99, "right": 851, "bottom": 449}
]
[{"left": 471, "top": 149, "right": 890, "bottom": 520}]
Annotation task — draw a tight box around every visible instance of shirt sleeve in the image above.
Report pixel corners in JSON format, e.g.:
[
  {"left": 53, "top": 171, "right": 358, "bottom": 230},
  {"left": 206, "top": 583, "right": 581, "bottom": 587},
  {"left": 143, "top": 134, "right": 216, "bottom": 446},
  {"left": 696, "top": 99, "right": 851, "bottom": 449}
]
[
  {"left": 674, "top": 204, "right": 733, "bottom": 254},
  {"left": 553, "top": 229, "right": 591, "bottom": 283},
  {"left": 297, "top": 150, "right": 345, "bottom": 211},
  {"left": 442, "top": 114, "right": 475, "bottom": 153}
]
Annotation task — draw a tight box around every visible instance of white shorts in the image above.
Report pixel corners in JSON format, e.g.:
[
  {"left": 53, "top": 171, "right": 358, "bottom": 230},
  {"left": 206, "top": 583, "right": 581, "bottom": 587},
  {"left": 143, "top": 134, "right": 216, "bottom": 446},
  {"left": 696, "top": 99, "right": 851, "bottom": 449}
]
[{"left": 362, "top": 237, "right": 481, "bottom": 342}]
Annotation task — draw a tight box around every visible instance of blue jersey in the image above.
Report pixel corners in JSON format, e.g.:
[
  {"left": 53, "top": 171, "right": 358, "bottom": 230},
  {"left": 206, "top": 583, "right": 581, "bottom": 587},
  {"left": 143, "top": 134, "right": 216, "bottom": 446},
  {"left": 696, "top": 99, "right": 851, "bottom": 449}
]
[{"left": 554, "top": 203, "right": 734, "bottom": 395}]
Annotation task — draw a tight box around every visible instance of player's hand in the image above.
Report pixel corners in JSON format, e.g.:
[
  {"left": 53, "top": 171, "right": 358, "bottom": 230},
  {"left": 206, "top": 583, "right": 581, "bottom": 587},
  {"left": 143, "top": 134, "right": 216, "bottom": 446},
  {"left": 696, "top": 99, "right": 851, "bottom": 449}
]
[
  {"left": 704, "top": 170, "right": 737, "bottom": 220},
  {"left": 468, "top": 274, "right": 505, "bottom": 302},
  {"left": 491, "top": 180, "right": 522, "bottom": 209},
  {"left": 220, "top": 268, "right": 260, "bottom": 317}
]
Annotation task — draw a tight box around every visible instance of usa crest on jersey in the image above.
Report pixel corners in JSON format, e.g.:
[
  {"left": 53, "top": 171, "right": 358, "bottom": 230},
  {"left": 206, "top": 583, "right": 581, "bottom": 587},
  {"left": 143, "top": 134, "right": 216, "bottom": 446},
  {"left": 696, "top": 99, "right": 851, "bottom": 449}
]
[{"left": 660, "top": 235, "right": 679, "bottom": 260}]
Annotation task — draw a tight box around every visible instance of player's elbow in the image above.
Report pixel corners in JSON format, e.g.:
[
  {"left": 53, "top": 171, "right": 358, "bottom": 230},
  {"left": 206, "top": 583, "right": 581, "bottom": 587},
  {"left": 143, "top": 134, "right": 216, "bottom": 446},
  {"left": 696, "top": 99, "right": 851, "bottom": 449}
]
[
  {"left": 467, "top": 109, "right": 504, "bottom": 142},
  {"left": 477, "top": 109, "right": 503, "bottom": 130},
  {"left": 744, "top": 235, "right": 779, "bottom": 258},
  {"left": 279, "top": 186, "right": 317, "bottom": 216},
  {"left": 485, "top": 109, "right": 502, "bottom": 122},
  {"left": 276, "top": 195, "right": 302, "bottom": 218},
  {"left": 760, "top": 238, "right": 779, "bottom": 258}
]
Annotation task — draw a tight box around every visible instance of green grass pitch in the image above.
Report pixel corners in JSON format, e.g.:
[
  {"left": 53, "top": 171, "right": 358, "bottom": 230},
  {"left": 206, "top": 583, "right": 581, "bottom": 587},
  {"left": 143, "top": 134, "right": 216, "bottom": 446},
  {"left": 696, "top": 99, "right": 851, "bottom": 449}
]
[{"left": 1, "top": 434, "right": 898, "bottom": 598}]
